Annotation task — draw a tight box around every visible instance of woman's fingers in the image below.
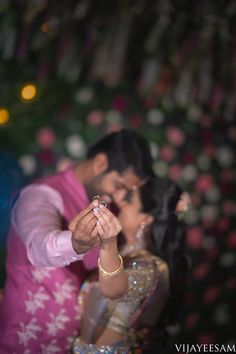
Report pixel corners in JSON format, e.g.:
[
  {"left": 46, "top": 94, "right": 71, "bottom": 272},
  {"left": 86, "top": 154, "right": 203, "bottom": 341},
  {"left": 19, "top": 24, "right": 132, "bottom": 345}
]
[
  {"left": 93, "top": 206, "right": 121, "bottom": 239},
  {"left": 93, "top": 208, "right": 109, "bottom": 234},
  {"left": 99, "top": 205, "right": 122, "bottom": 234},
  {"left": 96, "top": 219, "right": 105, "bottom": 238}
]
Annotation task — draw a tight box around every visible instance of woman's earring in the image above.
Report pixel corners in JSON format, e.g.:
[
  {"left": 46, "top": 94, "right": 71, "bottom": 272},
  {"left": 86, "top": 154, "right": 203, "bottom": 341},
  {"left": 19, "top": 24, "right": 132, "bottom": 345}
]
[{"left": 135, "top": 222, "right": 146, "bottom": 241}]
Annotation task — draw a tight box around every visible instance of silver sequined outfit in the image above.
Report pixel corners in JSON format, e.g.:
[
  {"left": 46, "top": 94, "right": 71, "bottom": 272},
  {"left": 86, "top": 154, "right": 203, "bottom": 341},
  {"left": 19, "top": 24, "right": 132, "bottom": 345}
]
[{"left": 72, "top": 255, "right": 170, "bottom": 354}]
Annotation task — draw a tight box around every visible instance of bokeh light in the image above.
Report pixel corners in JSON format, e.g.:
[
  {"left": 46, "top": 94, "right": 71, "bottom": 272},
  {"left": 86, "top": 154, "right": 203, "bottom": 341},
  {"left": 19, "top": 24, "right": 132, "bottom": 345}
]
[
  {"left": 0, "top": 108, "right": 9, "bottom": 125},
  {"left": 20, "top": 84, "right": 37, "bottom": 101}
]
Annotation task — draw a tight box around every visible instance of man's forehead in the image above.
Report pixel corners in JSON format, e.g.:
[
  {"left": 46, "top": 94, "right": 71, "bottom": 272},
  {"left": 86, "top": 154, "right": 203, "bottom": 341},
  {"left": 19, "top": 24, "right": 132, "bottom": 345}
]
[{"left": 118, "top": 169, "right": 143, "bottom": 188}]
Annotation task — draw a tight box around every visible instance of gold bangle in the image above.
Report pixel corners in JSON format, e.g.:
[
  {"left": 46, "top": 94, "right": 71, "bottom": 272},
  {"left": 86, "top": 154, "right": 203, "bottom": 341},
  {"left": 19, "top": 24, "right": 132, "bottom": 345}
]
[{"left": 98, "top": 255, "right": 123, "bottom": 278}]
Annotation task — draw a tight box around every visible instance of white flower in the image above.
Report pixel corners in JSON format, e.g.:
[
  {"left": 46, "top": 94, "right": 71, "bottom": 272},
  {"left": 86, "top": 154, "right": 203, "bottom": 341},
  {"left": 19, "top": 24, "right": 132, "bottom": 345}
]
[
  {"left": 18, "top": 155, "right": 37, "bottom": 175},
  {"left": 197, "top": 154, "right": 211, "bottom": 171},
  {"left": 47, "top": 309, "right": 70, "bottom": 336},
  {"left": 220, "top": 253, "right": 236, "bottom": 267},
  {"left": 31, "top": 268, "right": 53, "bottom": 283},
  {"left": 17, "top": 318, "right": 42, "bottom": 346},
  {"left": 74, "top": 87, "right": 94, "bottom": 104},
  {"left": 25, "top": 286, "right": 50, "bottom": 314},
  {"left": 200, "top": 205, "right": 219, "bottom": 221},
  {"left": 66, "top": 330, "right": 78, "bottom": 350},
  {"left": 105, "top": 110, "right": 122, "bottom": 124},
  {"left": 150, "top": 142, "right": 159, "bottom": 160},
  {"left": 65, "top": 134, "right": 86, "bottom": 158},
  {"left": 74, "top": 303, "right": 83, "bottom": 321},
  {"left": 41, "top": 339, "right": 61, "bottom": 353},
  {"left": 53, "top": 279, "right": 77, "bottom": 305},
  {"left": 213, "top": 304, "right": 230, "bottom": 325},
  {"left": 181, "top": 164, "right": 198, "bottom": 182},
  {"left": 153, "top": 161, "right": 168, "bottom": 177},
  {"left": 187, "top": 104, "right": 202, "bottom": 122},
  {"left": 205, "top": 186, "right": 220, "bottom": 203},
  {"left": 216, "top": 146, "right": 234, "bottom": 167},
  {"left": 203, "top": 237, "right": 216, "bottom": 250},
  {"left": 166, "top": 324, "right": 181, "bottom": 336},
  {"left": 146, "top": 109, "right": 164, "bottom": 125}
]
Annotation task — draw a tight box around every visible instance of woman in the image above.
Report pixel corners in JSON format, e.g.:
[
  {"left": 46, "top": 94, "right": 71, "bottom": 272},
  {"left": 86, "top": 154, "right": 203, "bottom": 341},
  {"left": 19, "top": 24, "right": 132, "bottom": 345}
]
[{"left": 71, "top": 177, "right": 189, "bottom": 354}]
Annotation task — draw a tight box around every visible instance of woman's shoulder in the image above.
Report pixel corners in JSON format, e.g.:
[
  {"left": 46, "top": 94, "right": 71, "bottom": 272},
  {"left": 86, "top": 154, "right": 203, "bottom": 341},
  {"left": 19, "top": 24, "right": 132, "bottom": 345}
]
[
  {"left": 129, "top": 252, "right": 167, "bottom": 268},
  {"left": 128, "top": 253, "right": 169, "bottom": 280}
]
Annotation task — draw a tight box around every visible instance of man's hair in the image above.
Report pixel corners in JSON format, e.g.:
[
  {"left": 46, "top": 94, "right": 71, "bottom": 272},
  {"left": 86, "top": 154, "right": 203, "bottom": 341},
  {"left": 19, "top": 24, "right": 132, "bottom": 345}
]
[{"left": 87, "top": 129, "right": 154, "bottom": 180}]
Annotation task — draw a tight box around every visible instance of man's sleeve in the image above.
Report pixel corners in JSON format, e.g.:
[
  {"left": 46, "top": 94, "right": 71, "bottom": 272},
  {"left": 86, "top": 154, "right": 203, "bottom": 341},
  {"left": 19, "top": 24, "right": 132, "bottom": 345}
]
[{"left": 12, "top": 184, "right": 84, "bottom": 267}]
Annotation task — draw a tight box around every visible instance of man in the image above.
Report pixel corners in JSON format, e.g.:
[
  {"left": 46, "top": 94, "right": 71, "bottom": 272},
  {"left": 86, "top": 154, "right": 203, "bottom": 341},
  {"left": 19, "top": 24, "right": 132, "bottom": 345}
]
[{"left": 0, "top": 129, "right": 154, "bottom": 353}]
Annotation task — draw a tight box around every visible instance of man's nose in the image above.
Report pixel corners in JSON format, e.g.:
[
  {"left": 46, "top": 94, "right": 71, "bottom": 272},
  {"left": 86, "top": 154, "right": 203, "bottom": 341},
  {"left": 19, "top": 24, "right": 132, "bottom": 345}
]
[{"left": 112, "top": 189, "right": 126, "bottom": 207}]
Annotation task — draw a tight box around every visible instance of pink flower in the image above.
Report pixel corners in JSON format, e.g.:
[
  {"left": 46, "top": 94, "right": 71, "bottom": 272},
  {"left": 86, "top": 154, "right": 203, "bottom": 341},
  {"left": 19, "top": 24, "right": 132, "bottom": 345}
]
[
  {"left": 169, "top": 164, "right": 182, "bottom": 181},
  {"left": 220, "top": 181, "right": 231, "bottom": 196},
  {"left": 203, "top": 286, "right": 220, "bottom": 304},
  {"left": 217, "top": 218, "right": 230, "bottom": 232},
  {"left": 200, "top": 130, "right": 213, "bottom": 144},
  {"left": 206, "top": 248, "right": 219, "bottom": 260},
  {"left": 211, "top": 85, "right": 224, "bottom": 107},
  {"left": 204, "top": 144, "right": 215, "bottom": 157},
  {"left": 226, "top": 277, "right": 236, "bottom": 290},
  {"left": 185, "top": 313, "right": 199, "bottom": 330},
  {"left": 58, "top": 104, "right": 70, "bottom": 119},
  {"left": 195, "top": 174, "right": 214, "bottom": 193},
  {"left": 166, "top": 126, "right": 185, "bottom": 146},
  {"left": 186, "top": 227, "right": 204, "bottom": 249},
  {"left": 159, "top": 145, "right": 175, "bottom": 161},
  {"left": 38, "top": 150, "right": 55, "bottom": 166},
  {"left": 37, "top": 128, "right": 55, "bottom": 148},
  {"left": 227, "top": 231, "right": 236, "bottom": 249},
  {"left": 193, "top": 263, "right": 209, "bottom": 279},
  {"left": 111, "top": 96, "right": 127, "bottom": 111},
  {"left": 197, "top": 333, "right": 216, "bottom": 345},
  {"left": 223, "top": 201, "right": 236, "bottom": 216},
  {"left": 221, "top": 169, "right": 235, "bottom": 182},
  {"left": 182, "top": 152, "right": 195, "bottom": 163},
  {"left": 228, "top": 126, "right": 236, "bottom": 141},
  {"left": 176, "top": 192, "right": 192, "bottom": 212},
  {"left": 201, "top": 114, "right": 212, "bottom": 128},
  {"left": 143, "top": 95, "right": 157, "bottom": 109},
  {"left": 87, "top": 110, "right": 104, "bottom": 126},
  {"left": 129, "top": 114, "right": 143, "bottom": 128}
]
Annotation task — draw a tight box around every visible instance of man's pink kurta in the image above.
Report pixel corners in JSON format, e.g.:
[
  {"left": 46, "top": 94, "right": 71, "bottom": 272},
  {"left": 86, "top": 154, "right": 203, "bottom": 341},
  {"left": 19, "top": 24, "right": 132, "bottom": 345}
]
[{"left": 0, "top": 166, "right": 98, "bottom": 353}]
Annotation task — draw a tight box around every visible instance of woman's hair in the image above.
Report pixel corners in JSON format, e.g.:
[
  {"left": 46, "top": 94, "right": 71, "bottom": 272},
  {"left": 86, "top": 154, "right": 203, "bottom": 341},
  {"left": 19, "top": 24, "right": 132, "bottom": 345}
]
[{"left": 140, "top": 176, "right": 188, "bottom": 327}]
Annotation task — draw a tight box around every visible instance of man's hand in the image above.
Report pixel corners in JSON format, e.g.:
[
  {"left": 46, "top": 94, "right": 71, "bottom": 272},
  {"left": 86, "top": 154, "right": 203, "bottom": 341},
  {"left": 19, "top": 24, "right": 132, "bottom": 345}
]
[{"left": 69, "top": 199, "right": 100, "bottom": 254}]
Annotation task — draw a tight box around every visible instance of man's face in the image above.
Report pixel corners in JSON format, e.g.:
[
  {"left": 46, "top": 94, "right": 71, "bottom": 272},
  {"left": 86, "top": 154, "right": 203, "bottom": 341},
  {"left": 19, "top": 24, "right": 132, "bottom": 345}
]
[{"left": 85, "top": 168, "right": 143, "bottom": 209}]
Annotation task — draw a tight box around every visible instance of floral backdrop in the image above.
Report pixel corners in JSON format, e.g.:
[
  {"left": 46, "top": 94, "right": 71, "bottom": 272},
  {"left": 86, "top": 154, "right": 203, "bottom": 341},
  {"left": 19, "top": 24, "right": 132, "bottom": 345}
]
[{"left": 0, "top": 0, "right": 236, "bottom": 352}]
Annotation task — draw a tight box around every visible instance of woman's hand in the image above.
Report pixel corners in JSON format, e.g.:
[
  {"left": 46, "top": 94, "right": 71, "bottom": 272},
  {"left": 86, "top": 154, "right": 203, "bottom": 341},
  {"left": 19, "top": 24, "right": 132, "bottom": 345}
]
[{"left": 93, "top": 205, "right": 122, "bottom": 245}]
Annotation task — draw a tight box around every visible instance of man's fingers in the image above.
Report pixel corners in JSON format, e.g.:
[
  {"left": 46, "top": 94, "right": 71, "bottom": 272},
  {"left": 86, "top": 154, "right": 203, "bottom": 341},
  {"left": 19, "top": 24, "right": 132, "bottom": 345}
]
[
  {"left": 69, "top": 202, "right": 98, "bottom": 231},
  {"left": 84, "top": 216, "right": 98, "bottom": 234}
]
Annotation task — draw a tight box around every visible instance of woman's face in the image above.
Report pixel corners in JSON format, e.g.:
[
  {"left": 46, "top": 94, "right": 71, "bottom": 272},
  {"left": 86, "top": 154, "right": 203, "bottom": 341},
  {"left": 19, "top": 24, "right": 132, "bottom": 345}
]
[{"left": 118, "top": 189, "right": 150, "bottom": 234}]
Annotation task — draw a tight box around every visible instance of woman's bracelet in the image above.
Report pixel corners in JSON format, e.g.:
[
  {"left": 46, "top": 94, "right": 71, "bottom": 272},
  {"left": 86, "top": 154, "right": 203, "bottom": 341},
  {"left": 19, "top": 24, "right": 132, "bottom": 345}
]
[{"left": 98, "top": 255, "right": 123, "bottom": 278}]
